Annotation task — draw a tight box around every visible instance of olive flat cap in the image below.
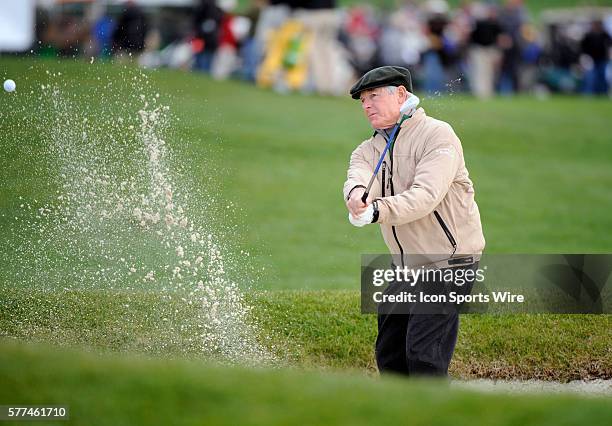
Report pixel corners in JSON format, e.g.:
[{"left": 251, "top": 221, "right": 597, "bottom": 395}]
[{"left": 349, "top": 66, "right": 413, "bottom": 99}]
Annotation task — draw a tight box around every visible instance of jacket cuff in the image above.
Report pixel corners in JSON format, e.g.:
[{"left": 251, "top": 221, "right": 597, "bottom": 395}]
[{"left": 375, "top": 198, "right": 389, "bottom": 223}]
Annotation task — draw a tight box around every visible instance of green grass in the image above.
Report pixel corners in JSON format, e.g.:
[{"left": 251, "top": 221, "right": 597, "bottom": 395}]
[
  {"left": 1, "top": 288, "right": 610, "bottom": 381},
  {"left": 2, "top": 339, "right": 612, "bottom": 426},
  {"left": 1, "top": 58, "right": 611, "bottom": 291}
]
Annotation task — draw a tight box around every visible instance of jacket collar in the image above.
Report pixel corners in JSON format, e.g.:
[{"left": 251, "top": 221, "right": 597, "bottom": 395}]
[
  {"left": 371, "top": 107, "right": 426, "bottom": 147},
  {"left": 400, "top": 107, "right": 426, "bottom": 129}
]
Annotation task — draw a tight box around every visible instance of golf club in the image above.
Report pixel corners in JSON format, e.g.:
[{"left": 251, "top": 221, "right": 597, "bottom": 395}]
[{"left": 361, "top": 94, "right": 420, "bottom": 204}]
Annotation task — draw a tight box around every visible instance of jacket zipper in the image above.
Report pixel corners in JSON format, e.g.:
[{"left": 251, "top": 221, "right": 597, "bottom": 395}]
[
  {"left": 388, "top": 135, "right": 405, "bottom": 266},
  {"left": 381, "top": 162, "right": 386, "bottom": 197},
  {"left": 433, "top": 210, "right": 457, "bottom": 256}
]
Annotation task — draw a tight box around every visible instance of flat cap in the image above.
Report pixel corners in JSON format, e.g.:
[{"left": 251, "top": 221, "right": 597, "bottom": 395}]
[{"left": 349, "top": 66, "right": 413, "bottom": 99}]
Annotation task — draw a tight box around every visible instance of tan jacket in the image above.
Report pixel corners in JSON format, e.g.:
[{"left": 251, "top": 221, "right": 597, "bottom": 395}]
[{"left": 343, "top": 108, "right": 485, "bottom": 264}]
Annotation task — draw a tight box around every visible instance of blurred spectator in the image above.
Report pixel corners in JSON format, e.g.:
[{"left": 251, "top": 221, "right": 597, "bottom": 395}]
[
  {"left": 343, "top": 5, "right": 380, "bottom": 75},
  {"left": 294, "top": 0, "right": 353, "bottom": 96},
  {"left": 112, "top": 1, "right": 148, "bottom": 57},
  {"left": 498, "top": 0, "right": 527, "bottom": 94},
  {"left": 468, "top": 3, "right": 502, "bottom": 98},
  {"left": 193, "top": 0, "right": 224, "bottom": 72},
  {"left": 379, "top": 2, "right": 424, "bottom": 71},
  {"left": 580, "top": 20, "right": 611, "bottom": 95},
  {"left": 91, "top": 5, "right": 115, "bottom": 58},
  {"left": 211, "top": 0, "right": 240, "bottom": 79},
  {"left": 41, "top": 13, "right": 89, "bottom": 57},
  {"left": 519, "top": 23, "right": 542, "bottom": 92},
  {"left": 543, "top": 24, "right": 581, "bottom": 93},
  {"left": 444, "top": 1, "right": 476, "bottom": 92},
  {"left": 422, "top": 1, "right": 452, "bottom": 94},
  {"left": 240, "top": 0, "right": 267, "bottom": 82}
]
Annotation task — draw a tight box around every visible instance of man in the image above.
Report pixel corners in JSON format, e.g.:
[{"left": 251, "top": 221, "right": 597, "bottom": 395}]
[
  {"left": 343, "top": 66, "right": 485, "bottom": 377},
  {"left": 580, "top": 20, "right": 611, "bottom": 95},
  {"left": 193, "top": 0, "right": 224, "bottom": 73},
  {"left": 112, "top": 1, "right": 148, "bottom": 56},
  {"left": 468, "top": 5, "right": 502, "bottom": 98}
]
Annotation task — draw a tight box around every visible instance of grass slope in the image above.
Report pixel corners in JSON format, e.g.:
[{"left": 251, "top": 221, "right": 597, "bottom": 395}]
[
  {"left": 1, "top": 288, "right": 610, "bottom": 381},
  {"left": 2, "top": 339, "right": 612, "bottom": 426}
]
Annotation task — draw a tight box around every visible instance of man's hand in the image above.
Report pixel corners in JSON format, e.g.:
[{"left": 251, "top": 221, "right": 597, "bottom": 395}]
[
  {"left": 348, "top": 204, "right": 374, "bottom": 227},
  {"left": 346, "top": 186, "right": 368, "bottom": 218}
]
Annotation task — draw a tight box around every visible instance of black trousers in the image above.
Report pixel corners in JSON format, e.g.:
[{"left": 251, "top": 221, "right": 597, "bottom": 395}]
[{"left": 375, "top": 262, "right": 478, "bottom": 377}]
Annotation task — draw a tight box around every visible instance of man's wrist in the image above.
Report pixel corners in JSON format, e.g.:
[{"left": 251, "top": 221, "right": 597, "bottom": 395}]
[{"left": 371, "top": 200, "right": 379, "bottom": 223}]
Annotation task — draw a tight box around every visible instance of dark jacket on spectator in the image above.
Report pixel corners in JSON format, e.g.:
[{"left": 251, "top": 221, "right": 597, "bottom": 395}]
[
  {"left": 194, "top": 0, "right": 224, "bottom": 53},
  {"left": 581, "top": 27, "right": 611, "bottom": 63},
  {"left": 470, "top": 19, "right": 501, "bottom": 47},
  {"left": 112, "top": 4, "right": 148, "bottom": 53}
]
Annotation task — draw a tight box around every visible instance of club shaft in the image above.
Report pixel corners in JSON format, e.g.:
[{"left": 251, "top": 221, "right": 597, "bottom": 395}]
[{"left": 361, "top": 124, "right": 400, "bottom": 204}]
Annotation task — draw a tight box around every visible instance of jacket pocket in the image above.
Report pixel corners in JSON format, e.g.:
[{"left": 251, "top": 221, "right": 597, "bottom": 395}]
[
  {"left": 394, "top": 154, "right": 416, "bottom": 191},
  {"left": 433, "top": 210, "right": 457, "bottom": 255}
]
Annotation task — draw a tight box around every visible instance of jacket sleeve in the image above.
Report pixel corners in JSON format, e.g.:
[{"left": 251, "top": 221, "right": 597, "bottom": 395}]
[
  {"left": 343, "top": 140, "right": 373, "bottom": 200},
  {"left": 376, "top": 133, "right": 461, "bottom": 225}
]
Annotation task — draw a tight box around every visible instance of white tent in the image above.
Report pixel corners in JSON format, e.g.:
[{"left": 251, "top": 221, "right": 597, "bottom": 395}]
[
  {"left": 1, "top": 0, "right": 198, "bottom": 52},
  {"left": 36, "top": 0, "right": 196, "bottom": 6},
  {"left": 0, "top": 0, "right": 35, "bottom": 52}
]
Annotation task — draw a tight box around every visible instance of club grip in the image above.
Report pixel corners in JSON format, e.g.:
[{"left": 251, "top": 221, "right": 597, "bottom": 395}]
[{"left": 361, "top": 191, "right": 368, "bottom": 204}]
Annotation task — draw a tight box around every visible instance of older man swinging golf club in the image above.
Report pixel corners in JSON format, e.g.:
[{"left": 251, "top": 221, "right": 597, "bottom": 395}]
[{"left": 344, "top": 66, "right": 485, "bottom": 377}]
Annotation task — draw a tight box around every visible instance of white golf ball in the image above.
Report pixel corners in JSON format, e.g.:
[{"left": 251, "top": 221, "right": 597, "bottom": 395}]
[{"left": 4, "top": 79, "right": 16, "bottom": 93}]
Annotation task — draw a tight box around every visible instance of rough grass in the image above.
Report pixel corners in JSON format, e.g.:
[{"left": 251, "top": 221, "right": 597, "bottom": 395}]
[
  {"left": 2, "top": 339, "right": 612, "bottom": 426},
  {"left": 254, "top": 291, "right": 612, "bottom": 381},
  {"left": 1, "top": 287, "right": 610, "bottom": 382}
]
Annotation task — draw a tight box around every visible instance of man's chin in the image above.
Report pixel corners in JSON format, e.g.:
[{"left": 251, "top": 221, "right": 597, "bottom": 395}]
[
  {"left": 370, "top": 120, "right": 391, "bottom": 130},
  {"left": 369, "top": 119, "right": 382, "bottom": 128}
]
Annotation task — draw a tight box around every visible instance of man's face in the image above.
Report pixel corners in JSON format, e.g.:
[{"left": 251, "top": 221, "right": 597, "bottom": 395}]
[{"left": 359, "top": 86, "right": 407, "bottom": 129}]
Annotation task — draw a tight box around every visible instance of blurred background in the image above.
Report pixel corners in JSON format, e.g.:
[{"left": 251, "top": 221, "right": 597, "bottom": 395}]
[{"left": 1, "top": 0, "right": 611, "bottom": 98}]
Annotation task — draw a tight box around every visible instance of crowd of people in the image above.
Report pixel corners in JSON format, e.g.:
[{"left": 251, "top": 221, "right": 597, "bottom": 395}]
[{"left": 37, "top": 0, "right": 612, "bottom": 98}]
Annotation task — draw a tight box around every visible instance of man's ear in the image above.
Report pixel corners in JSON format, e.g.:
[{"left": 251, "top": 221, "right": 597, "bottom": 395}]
[{"left": 397, "top": 85, "right": 409, "bottom": 103}]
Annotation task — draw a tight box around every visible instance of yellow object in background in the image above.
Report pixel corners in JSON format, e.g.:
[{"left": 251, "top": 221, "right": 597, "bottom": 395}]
[{"left": 257, "top": 20, "right": 312, "bottom": 91}]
